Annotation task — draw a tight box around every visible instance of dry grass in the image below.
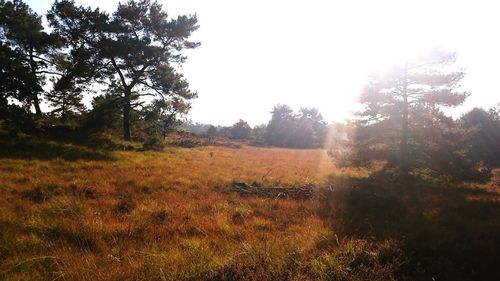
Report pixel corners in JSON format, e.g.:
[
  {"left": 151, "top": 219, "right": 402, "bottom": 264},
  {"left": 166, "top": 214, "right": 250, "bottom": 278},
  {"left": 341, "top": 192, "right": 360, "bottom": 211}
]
[
  {"left": 1, "top": 142, "right": 498, "bottom": 280},
  {"left": 0, "top": 144, "right": 350, "bottom": 280}
]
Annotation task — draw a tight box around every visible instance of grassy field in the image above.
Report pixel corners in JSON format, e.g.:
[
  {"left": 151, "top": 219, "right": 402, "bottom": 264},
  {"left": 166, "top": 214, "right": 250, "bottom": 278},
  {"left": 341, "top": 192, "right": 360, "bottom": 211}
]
[{"left": 0, "top": 140, "right": 499, "bottom": 280}]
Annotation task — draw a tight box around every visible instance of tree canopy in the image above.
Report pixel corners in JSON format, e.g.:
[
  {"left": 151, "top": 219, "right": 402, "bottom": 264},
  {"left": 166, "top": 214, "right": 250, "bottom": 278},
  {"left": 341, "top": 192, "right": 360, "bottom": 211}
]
[
  {"left": 0, "top": 0, "right": 60, "bottom": 115},
  {"left": 460, "top": 106, "right": 500, "bottom": 167},
  {"left": 48, "top": 0, "right": 199, "bottom": 140},
  {"left": 230, "top": 119, "right": 251, "bottom": 139},
  {"left": 265, "top": 104, "right": 327, "bottom": 148},
  {"left": 342, "top": 50, "right": 489, "bottom": 182}
]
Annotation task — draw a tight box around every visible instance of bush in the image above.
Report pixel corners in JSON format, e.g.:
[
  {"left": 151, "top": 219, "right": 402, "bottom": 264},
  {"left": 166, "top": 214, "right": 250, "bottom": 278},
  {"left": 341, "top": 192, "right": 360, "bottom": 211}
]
[
  {"left": 86, "top": 131, "right": 138, "bottom": 151},
  {"left": 142, "top": 134, "right": 165, "bottom": 151}
]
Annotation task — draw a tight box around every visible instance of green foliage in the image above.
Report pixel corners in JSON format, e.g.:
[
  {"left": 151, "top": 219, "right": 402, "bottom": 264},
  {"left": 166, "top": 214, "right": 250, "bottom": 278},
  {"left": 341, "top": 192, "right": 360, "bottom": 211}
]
[
  {"left": 251, "top": 124, "right": 267, "bottom": 145},
  {"left": 137, "top": 98, "right": 188, "bottom": 150},
  {"left": 205, "top": 125, "right": 218, "bottom": 136},
  {"left": 0, "top": 137, "right": 112, "bottom": 160},
  {"left": 296, "top": 107, "right": 328, "bottom": 148},
  {"left": 80, "top": 94, "right": 122, "bottom": 135},
  {"left": 49, "top": 0, "right": 199, "bottom": 140},
  {"left": 142, "top": 134, "right": 165, "bottom": 151},
  {"left": 265, "top": 104, "right": 327, "bottom": 148},
  {"left": 230, "top": 119, "right": 251, "bottom": 139},
  {"left": 0, "top": 40, "right": 32, "bottom": 104},
  {"left": 311, "top": 239, "right": 404, "bottom": 281},
  {"left": 0, "top": 102, "right": 37, "bottom": 135},
  {"left": 265, "top": 104, "right": 294, "bottom": 147},
  {"left": 45, "top": 69, "right": 86, "bottom": 124},
  {"left": 0, "top": 0, "right": 61, "bottom": 116},
  {"left": 460, "top": 107, "right": 500, "bottom": 166},
  {"left": 45, "top": 89, "right": 85, "bottom": 124},
  {"left": 344, "top": 49, "right": 489, "bottom": 182},
  {"left": 139, "top": 99, "right": 184, "bottom": 136}
]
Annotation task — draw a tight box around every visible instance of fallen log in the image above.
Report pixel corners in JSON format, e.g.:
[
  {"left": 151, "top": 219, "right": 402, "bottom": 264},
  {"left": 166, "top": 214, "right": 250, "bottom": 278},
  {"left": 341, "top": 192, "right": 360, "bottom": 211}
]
[{"left": 233, "top": 181, "right": 314, "bottom": 199}]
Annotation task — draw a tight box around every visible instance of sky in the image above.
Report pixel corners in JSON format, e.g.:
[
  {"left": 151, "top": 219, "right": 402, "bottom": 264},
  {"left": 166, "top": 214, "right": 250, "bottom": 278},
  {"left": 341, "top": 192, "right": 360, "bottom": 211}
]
[{"left": 27, "top": 0, "right": 500, "bottom": 126}]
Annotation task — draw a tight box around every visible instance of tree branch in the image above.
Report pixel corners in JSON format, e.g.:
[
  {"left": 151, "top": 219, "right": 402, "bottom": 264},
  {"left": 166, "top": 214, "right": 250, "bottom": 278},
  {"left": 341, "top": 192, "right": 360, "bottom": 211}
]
[
  {"left": 32, "top": 55, "right": 53, "bottom": 64},
  {"left": 110, "top": 57, "right": 128, "bottom": 89},
  {"left": 36, "top": 70, "right": 64, "bottom": 76}
]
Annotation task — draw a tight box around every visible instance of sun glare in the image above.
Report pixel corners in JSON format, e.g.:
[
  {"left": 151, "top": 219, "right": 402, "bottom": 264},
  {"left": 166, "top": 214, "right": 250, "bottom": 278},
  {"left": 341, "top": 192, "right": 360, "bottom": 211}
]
[
  {"left": 2, "top": 1, "right": 500, "bottom": 280},
  {"left": 21, "top": 0, "right": 500, "bottom": 125}
]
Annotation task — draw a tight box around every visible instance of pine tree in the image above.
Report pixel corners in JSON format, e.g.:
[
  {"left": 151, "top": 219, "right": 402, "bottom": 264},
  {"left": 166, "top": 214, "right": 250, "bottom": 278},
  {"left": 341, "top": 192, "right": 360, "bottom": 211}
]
[
  {"left": 345, "top": 49, "right": 489, "bottom": 182},
  {"left": 230, "top": 119, "right": 251, "bottom": 139},
  {"left": 0, "top": 0, "right": 60, "bottom": 115},
  {"left": 460, "top": 107, "right": 500, "bottom": 167},
  {"left": 265, "top": 104, "right": 295, "bottom": 147},
  {"left": 49, "top": 0, "right": 199, "bottom": 140}
]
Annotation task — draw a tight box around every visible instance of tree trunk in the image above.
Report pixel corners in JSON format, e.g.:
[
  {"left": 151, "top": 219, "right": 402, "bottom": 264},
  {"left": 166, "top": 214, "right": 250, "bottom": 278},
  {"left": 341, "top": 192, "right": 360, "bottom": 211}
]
[
  {"left": 400, "top": 62, "right": 409, "bottom": 180},
  {"left": 33, "top": 94, "right": 42, "bottom": 116},
  {"left": 29, "top": 48, "right": 42, "bottom": 117},
  {"left": 123, "top": 91, "right": 131, "bottom": 141}
]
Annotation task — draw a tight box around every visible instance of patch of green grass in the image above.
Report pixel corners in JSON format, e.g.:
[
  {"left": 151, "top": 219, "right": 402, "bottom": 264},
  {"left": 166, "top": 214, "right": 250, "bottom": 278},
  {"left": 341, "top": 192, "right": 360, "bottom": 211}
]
[{"left": 0, "top": 138, "right": 113, "bottom": 161}]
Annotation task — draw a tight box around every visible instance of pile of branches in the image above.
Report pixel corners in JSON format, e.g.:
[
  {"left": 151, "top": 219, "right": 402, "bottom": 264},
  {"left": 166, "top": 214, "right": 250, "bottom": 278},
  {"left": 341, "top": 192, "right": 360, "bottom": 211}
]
[
  {"left": 168, "top": 133, "right": 242, "bottom": 148},
  {"left": 233, "top": 181, "right": 314, "bottom": 199}
]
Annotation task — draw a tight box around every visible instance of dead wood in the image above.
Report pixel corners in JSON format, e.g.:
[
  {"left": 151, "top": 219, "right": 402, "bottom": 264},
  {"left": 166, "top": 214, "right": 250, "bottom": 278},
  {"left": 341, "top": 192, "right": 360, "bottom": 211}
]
[{"left": 233, "top": 181, "right": 314, "bottom": 199}]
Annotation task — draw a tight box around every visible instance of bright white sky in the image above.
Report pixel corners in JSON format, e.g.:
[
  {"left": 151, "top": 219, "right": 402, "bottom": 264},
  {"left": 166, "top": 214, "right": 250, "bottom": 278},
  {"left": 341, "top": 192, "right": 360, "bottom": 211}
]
[{"left": 28, "top": 0, "right": 500, "bottom": 126}]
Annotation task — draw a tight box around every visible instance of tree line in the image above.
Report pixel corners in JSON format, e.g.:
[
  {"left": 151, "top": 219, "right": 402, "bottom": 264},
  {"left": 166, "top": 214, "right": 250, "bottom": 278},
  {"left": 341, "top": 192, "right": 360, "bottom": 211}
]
[
  {"left": 1, "top": 1, "right": 498, "bottom": 182},
  {"left": 196, "top": 104, "right": 328, "bottom": 149},
  {"left": 183, "top": 50, "right": 496, "bottom": 183}
]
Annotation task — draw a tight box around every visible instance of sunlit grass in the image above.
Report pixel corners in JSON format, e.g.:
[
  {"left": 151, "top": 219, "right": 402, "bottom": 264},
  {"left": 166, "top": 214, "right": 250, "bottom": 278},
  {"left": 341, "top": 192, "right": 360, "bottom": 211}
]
[
  {"left": 1, "top": 144, "right": 498, "bottom": 280},
  {"left": 0, "top": 144, "right": 347, "bottom": 280}
]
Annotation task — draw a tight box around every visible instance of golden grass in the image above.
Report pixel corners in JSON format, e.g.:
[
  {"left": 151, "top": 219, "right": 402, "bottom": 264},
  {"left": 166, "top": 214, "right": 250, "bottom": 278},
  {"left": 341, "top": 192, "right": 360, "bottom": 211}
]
[
  {"left": 3, "top": 143, "right": 497, "bottom": 280},
  {"left": 0, "top": 145, "right": 352, "bottom": 280}
]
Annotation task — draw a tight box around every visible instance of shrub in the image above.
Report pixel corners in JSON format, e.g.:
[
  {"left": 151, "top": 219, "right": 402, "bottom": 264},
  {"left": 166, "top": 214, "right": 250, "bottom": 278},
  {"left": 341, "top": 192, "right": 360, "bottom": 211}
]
[{"left": 142, "top": 134, "right": 165, "bottom": 151}]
